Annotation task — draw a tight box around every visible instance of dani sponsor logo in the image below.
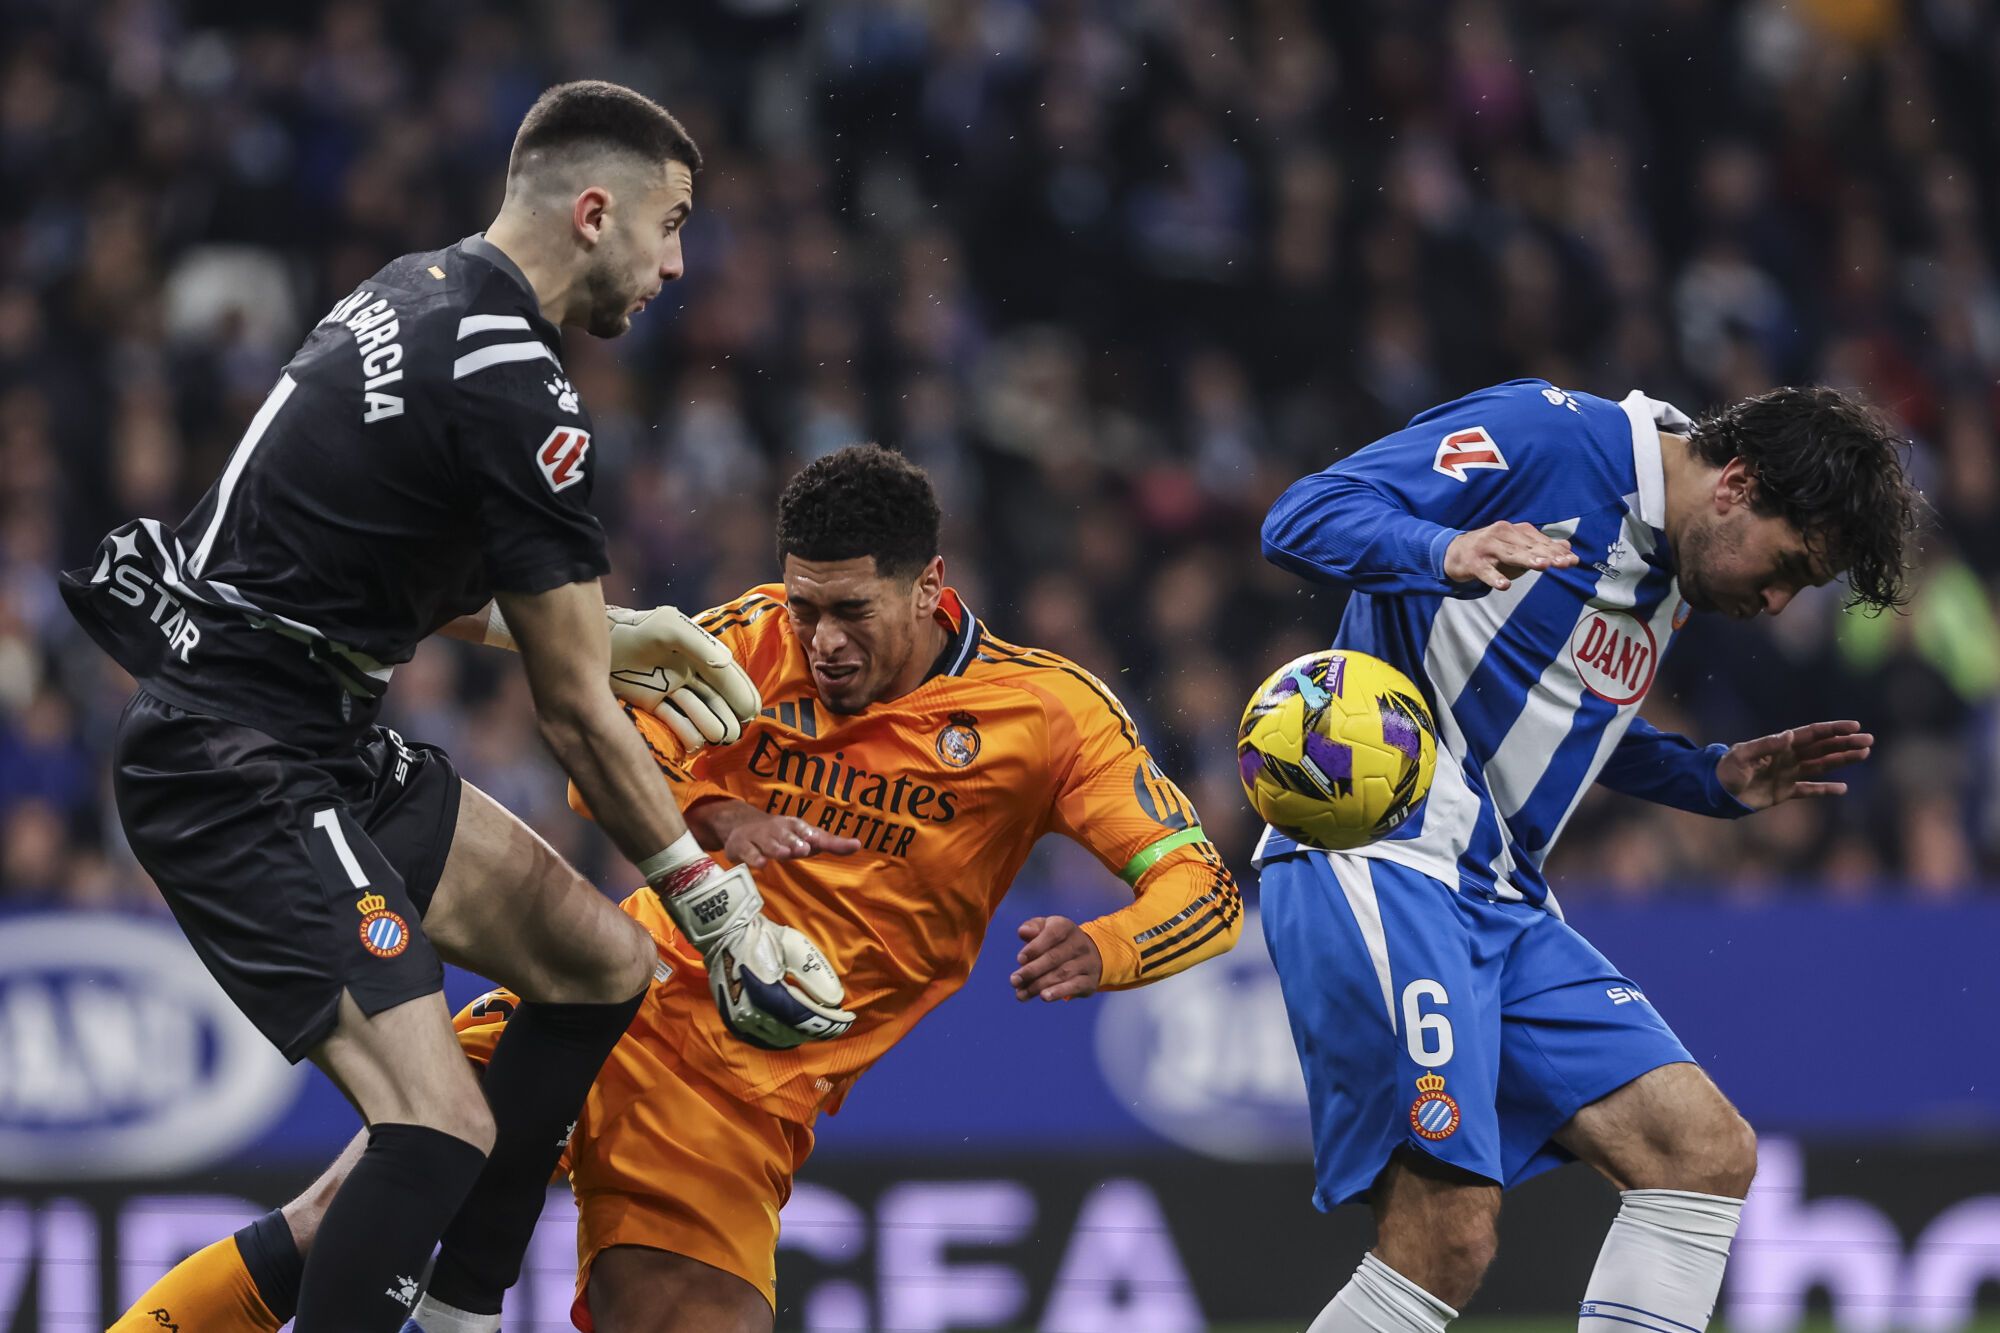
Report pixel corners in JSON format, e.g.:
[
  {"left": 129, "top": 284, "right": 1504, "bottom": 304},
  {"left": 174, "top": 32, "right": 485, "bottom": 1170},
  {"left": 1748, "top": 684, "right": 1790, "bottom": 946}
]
[{"left": 1568, "top": 609, "right": 1657, "bottom": 705}]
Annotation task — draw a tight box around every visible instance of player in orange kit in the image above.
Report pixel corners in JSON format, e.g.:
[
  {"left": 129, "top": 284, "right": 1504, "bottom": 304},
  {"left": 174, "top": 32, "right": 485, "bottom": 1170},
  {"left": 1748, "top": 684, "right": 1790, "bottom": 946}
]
[{"left": 115, "top": 443, "right": 1244, "bottom": 1333}]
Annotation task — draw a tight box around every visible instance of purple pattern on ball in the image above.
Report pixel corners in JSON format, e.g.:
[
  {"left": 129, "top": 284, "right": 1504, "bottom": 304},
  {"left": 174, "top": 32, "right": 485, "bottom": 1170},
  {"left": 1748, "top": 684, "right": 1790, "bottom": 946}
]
[
  {"left": 1379, "top": 703, "right": 1422, "bottom": 762},
  {"left": 1268, "top": 673, "right": 1302, "bottom": 700},
  {"left": 1302, "top": 730, "right": 1352, "bottom": 782},
  {"left": 1238, "top": 748, "right": 1267, "bottom": 787}
]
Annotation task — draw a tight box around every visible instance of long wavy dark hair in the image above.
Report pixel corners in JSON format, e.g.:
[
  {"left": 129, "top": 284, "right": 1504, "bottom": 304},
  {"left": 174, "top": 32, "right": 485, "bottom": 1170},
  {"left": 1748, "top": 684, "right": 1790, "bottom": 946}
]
[{"left": 1687, "top": 386, "right": 1923, "bottom": 611}]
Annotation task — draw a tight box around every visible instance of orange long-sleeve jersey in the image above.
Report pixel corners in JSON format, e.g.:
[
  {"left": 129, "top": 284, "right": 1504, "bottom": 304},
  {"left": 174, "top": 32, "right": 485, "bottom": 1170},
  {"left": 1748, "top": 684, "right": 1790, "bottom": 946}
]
[{"left": 574, "top": 584, "right": 1243, "bottom": 1123}]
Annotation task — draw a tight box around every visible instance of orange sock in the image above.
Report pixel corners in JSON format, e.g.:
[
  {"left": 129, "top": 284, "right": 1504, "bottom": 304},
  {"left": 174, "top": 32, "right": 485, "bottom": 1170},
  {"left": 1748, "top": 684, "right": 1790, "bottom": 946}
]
[{"left": 111, "top": 1235, "right": 283, "bottom": 1333}]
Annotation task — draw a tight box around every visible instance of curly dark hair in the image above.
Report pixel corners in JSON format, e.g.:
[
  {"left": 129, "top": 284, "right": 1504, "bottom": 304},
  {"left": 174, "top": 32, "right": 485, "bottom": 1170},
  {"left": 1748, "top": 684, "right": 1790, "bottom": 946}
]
[
  {"left": 1687, "top": 385, "right": 1922, "bottom": 611},
  {"left": 776, "top": 444, "right": 941, "bottom": 578},
  {"left": 509, "top": 80, "right": 702, "bottom": 178}
]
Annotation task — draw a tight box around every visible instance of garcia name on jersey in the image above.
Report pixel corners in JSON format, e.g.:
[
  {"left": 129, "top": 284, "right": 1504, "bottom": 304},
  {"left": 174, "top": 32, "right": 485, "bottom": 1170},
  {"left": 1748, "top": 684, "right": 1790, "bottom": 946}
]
[{"left": 61, "top": 235, "right": 610, "bottom": 746}]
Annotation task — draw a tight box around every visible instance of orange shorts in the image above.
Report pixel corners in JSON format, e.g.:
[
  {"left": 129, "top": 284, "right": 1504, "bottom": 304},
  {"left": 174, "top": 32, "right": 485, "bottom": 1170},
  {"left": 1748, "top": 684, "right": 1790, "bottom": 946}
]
[{"left": 453, "top": 989, "right": 814, "bottom": 1324}]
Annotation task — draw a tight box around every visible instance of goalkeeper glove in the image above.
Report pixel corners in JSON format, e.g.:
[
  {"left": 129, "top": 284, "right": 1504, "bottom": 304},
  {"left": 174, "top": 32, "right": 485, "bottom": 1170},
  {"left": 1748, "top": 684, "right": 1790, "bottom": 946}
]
[
  {"left": 605, "top": 605, "right": 762, "bottom": 750},
  {"left": 484, "top": 602, "right": 761, "bottom": 751},
  {"left": 655, "top": 861, "right": 855, "bottom": 1050}
]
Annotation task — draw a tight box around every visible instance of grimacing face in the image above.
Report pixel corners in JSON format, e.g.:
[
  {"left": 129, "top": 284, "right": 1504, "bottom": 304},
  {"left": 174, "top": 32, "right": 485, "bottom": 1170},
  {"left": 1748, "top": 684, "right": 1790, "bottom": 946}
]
[
  {"left": 1675, "top": 459, "right": 1837, "bottom": 619},
  {"left": 782, "top": 554, "right": 944, "bottom": 713},
  {"left": 579, "top": 158, "right": 693, "bottom": 338}
]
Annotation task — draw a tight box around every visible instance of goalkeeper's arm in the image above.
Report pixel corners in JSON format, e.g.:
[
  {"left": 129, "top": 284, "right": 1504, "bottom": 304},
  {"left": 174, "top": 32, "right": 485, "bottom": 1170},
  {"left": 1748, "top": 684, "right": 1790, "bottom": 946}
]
[{"left": 560, "top": 719, "right": 859, "bottom": 1050}]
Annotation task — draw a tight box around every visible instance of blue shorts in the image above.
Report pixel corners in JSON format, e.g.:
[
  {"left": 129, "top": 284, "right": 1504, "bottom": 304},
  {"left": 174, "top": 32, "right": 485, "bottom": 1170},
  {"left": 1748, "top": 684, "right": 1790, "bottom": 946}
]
[{"left": 1259, "top": 851, "right": 1691, "bottom": 1210}]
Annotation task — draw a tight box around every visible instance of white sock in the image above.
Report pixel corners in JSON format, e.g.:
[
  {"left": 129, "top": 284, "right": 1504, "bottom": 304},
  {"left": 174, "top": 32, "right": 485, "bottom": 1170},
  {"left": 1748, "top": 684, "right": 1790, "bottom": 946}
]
[
  {"left": 1310, "top": 1253, "right": 1458, "bottom": 1333},
  {"left": 409, "top": 1292, "right": 500, "bottom": 1333},
  {"left": 1580, "top": 1189, "right": 1743, "bottom": 1333}
]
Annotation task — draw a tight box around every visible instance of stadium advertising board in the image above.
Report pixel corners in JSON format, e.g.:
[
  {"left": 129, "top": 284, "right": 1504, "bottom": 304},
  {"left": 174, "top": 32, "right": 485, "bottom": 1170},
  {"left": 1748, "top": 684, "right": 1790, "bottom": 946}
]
[
  {"left": 3, "top": 1139, "right": 1997, "bottom": 1331},
  {"left": 0, "top": 897, "right": 1994, "bottom": 1181},
  {"left": 0, "top": 915, "right": 304, "bottom": 1180}
]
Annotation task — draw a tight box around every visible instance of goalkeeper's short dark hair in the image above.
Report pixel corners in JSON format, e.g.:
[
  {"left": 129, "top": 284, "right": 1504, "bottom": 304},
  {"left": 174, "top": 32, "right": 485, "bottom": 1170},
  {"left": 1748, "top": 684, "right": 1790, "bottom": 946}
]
[
  {"left": 777, "top": 445, "right": 941, "bottom": 579},
  {"left": 509, "top": 80, "right": 702, "bottom": 178},
  {"left": 1688, "top": 385, "right": 1922, "bottom": 612}
]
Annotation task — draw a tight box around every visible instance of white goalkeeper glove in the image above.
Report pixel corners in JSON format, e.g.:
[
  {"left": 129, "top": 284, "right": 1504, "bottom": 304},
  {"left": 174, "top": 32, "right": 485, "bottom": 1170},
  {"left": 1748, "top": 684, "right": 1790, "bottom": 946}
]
[
  {"left": 656, "top": 863, "right": 855, "bottom": 1050},
  {"left": 605, "top": 605, "right": 762, "bottom": 750},
  {"left": 484, "top": 602, "right": 760, "bottom": 750}
]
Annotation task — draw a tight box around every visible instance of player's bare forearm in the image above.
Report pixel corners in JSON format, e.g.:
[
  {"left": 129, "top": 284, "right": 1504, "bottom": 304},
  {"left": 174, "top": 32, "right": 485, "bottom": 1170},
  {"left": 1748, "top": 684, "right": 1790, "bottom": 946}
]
[
  {"left": 541, "top": 695, "right": 692, "bottom": 856},
  {"left": 682, "top": 795, "right": 751, "bottom": 852},
  {"left": 498, "top": 583, "right": 690, "bottom": 858}
]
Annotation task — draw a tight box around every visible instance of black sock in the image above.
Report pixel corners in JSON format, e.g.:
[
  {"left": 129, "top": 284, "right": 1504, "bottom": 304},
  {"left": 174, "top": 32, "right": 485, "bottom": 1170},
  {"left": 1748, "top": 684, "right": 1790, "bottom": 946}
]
[
  {"left": 293, "top": 1122, "right": 487, "bottom": 1333},
  {"left": 232, "top": 1209, "right": 305, "bottom": 1323},
  {"left": 424, "top": 989, "right": 646, "bottom": 1314}
]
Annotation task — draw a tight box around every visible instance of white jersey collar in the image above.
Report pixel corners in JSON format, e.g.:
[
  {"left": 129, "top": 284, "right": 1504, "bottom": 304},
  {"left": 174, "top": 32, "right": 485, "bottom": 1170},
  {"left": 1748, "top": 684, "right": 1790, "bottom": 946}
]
[{"left": 1618, "top": 389, "right": 1690, "bottom": 531}]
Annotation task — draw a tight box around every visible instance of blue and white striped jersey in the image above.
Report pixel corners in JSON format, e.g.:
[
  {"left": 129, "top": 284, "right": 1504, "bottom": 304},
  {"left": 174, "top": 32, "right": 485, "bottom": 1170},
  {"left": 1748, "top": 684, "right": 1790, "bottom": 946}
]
[{"left": 1255, "top": 379, "right": 1750, "bottom": 907}]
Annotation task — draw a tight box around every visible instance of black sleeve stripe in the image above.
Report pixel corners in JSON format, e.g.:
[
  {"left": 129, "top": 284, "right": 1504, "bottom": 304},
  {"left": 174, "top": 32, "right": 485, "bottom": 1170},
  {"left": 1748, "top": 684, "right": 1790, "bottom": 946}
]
[
  {"left": 697, "top": 598, "right": 781, "bottom": 635},
  {"left": 619, "top": 700, "right": 682, "bottom": 777},
  {"left": 976, "top": 640, "right": 1137, "bottom": 747},
  {"left": 1139, "top": 914, "right": 1234, "bottom": 974},
  {"left": 1137, "top": 907, "right": 1221, "bottom": 959},
  {"left": 1131, "top": 891, "right": 1219, "bottom": 945},
  {"left": 695, "top": 593, "right": 775, "bottom": 627}
]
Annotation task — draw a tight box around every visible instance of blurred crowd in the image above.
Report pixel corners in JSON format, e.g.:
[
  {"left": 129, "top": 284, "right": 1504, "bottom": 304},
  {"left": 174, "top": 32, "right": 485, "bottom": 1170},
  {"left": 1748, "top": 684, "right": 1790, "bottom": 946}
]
[{"left": 4, "top": 0, "right": 2000, "bottom": 914}]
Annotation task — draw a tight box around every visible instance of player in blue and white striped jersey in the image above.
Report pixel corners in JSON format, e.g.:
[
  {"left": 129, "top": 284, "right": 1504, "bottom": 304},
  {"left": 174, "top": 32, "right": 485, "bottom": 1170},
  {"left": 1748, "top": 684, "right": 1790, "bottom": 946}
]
[{"left": 1255, "top": 379, "right": 1920, "bottom": 1333}]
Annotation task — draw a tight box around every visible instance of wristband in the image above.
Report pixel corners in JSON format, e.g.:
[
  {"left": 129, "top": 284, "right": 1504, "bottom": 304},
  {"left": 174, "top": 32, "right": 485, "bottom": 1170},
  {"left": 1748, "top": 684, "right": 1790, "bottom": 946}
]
[{"left": 638, "top": 831, "right": 712, "bottom": 894}]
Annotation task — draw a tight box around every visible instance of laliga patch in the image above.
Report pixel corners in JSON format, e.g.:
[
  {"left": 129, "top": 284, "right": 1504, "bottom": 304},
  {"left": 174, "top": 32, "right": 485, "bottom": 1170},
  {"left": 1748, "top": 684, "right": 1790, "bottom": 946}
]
[
  {"left": 935, "top": 711, "right": 982, "bottom": 768},
  {"left": 536, "top": 426, "right": 591, "bottom": 492},
  {"left": 355, "top": 893, "right": 410, "bottom": 958},
  {"left": 1409, "top": 1071, "right": 1461, "bottom": 1141},
  {"left": 1432, "top": 426, "right": 1508, "bottom": 482}
]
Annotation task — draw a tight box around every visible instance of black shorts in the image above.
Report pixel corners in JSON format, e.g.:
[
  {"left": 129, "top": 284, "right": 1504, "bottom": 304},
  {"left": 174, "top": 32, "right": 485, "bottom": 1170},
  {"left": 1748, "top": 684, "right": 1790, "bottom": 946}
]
[{"left": 113, "top": 688, "right": 462, "bottom": 1062}]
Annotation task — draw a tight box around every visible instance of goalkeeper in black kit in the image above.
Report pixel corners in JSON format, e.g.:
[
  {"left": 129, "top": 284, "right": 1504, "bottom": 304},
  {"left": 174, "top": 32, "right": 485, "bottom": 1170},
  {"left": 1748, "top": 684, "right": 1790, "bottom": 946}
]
[{"left": 67, "top": 81, "right": 854, "bottom": 1333}]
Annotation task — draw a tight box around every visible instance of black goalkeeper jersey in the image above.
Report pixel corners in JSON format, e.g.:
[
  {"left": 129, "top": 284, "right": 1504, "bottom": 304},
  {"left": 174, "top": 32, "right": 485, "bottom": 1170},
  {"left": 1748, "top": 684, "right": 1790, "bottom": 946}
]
[{"left": 61, "top": 235, "right": 610, "bottom": 747}]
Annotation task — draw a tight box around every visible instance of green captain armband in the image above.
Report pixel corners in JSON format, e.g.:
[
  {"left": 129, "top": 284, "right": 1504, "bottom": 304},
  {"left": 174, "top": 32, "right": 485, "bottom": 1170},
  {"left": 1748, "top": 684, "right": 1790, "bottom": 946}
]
[{"left": 1118, "top": 827, "right": 1208, "bottom": 885}]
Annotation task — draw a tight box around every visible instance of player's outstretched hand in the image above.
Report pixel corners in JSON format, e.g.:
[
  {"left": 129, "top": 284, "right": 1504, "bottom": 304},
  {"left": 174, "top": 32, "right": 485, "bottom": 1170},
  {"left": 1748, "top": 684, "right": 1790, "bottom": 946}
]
[
  {"left": 1717, "top": 719, "right": 1874, "bottom": 811},
  {"left": 1011, "top": 916, "right": 1103, "bottom": 1003},
  {"left": 722, "top": 813, "right": 863, "bottom": 869},
  {"left": 1444, "top": 521, "right": 1578, "bottom": 591},
  {"left": 606, "top": 605, "right": 762, "bottom": 751}
]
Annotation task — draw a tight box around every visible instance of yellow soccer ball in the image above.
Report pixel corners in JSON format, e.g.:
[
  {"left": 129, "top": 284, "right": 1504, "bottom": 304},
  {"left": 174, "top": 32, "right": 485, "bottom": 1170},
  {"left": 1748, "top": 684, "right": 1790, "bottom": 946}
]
[{"left": 1237, "top": 649, "right": 1438, "bottom": 850}]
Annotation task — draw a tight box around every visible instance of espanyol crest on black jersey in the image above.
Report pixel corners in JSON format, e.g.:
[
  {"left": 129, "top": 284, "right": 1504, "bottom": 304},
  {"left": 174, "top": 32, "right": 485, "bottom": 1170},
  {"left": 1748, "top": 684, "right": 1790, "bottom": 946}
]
[{"left": 61, "top": 235, "right": 608, "bottom": 745}]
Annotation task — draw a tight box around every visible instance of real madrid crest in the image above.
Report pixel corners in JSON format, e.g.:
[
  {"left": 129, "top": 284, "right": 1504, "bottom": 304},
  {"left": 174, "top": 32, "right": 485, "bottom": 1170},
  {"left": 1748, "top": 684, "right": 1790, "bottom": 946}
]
[
  {"left": 935, "top": 711, "right": 981, "bottom": 769},
  {"left": 1409, "top": 1070, "right": 1460, "bottom": 1141},
  {"left": 356, "top": 892, "right": 410, "bottom": 959}
]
